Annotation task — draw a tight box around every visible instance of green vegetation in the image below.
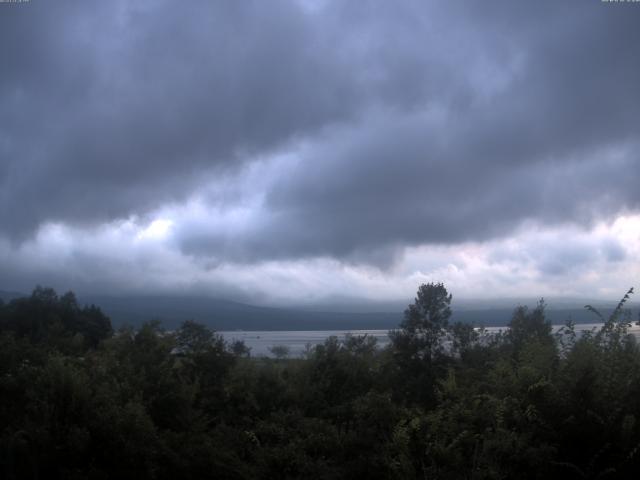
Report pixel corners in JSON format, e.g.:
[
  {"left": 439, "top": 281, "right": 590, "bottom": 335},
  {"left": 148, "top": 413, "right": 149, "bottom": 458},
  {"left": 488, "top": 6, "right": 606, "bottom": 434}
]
[{"left": 1, "top": 284, "right": 640, "bottom": 479}]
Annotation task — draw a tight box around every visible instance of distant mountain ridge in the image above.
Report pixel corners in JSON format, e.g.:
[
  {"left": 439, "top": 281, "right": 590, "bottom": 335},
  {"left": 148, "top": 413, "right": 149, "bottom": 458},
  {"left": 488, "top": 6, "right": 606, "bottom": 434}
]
[
  {"left": 0, "top": 290, "right": 24, "bottom": 303},
  {"left": 2, "top": 290, "right": 636, "bottom": 330},
  {"left": 77, "top": 295, "right": 640, "bottom": 330},
  {"left": 80, "top": 294, "right": 402, "bottom": 330}
]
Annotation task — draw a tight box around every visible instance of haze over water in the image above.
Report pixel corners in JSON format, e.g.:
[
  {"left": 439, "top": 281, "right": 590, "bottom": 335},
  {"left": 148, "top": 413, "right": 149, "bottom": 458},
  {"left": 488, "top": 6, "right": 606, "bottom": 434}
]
[{"left": 221, "top": 323, "right": 640, "bottom": 357}]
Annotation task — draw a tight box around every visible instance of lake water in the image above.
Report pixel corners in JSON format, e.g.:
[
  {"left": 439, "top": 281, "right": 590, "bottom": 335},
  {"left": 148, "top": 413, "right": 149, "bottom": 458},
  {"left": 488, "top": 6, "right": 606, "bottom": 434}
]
[
  {"left": 220, "top": 323, "right": 640, "bottom": 357},
  {"left": 219, "top": 329, "right": 392, "bottom": 357}
]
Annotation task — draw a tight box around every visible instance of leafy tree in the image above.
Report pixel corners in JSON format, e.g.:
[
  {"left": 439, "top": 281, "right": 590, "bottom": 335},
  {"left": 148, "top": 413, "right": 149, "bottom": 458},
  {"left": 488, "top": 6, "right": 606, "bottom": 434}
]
[
  {"left": 176, "top": 320, "right": 216, "bottom": 354},
  {"left": 269, "top": 345, "right": 291, "bottom": 360},
  {"left": 388, "top": 282, "right": 453, "bottom": 406},
  {"left": 400, "top": 282, "right": 452, "bottom": 338},
  {"left": 3, "top": 283, "right": 640, "bottom": 479},
  {"left": 507, "top": 299, "right": 553, "bottom": 353},
  {"left": 0, "top": 287, "right": 112, "bottom": 350}
]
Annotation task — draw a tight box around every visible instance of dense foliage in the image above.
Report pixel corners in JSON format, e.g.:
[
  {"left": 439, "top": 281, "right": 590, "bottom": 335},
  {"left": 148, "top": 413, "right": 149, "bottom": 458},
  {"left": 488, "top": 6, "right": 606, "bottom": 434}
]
[{"left": 1, "top": 284, "right": 640, "bottom": 479}]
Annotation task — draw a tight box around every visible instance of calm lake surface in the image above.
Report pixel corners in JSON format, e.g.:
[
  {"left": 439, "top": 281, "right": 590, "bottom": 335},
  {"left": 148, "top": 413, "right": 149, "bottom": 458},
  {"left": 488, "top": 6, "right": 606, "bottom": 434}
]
[{"left": 220, "top": 323, "right": 640, "bottom": 357}]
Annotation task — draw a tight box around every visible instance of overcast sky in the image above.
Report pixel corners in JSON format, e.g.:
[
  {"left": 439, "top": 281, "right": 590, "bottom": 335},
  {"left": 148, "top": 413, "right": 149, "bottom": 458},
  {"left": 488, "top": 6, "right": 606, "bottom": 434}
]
[{"left": 1, "top": 0, "right": 639, "bottom": 306}]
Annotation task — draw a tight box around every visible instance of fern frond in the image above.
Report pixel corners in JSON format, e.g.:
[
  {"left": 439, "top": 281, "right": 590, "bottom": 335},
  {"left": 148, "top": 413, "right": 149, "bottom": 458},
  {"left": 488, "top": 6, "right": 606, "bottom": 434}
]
[
  {"left": 609, "top": 287, "right": 634, "bottom": 323},
  {"left": 584, "top": 304, "right": 604, "bottom": 322}
]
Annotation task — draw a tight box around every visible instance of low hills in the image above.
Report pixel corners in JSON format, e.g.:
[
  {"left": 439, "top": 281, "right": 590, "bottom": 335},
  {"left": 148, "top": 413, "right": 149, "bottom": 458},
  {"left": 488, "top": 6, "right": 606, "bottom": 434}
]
[{"left": 4, "top": 290, "right": 635, "bottom": 330}]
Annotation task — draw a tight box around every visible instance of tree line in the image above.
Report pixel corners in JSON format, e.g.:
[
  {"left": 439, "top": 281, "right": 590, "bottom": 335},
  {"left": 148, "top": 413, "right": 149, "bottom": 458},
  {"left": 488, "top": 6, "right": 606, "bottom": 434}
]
[{"left": 1, "top": 283, "right": 640, "bottom": 479}]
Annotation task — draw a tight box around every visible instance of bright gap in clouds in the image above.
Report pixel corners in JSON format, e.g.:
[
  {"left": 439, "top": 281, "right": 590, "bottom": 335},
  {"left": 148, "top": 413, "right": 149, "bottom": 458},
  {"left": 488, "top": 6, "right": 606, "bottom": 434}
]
[
  {"left": 1, "top": 212, "right": 638, "bottom": 306},
  {"left": 135, "top": 219, "right": 174, "bottom": 241}
]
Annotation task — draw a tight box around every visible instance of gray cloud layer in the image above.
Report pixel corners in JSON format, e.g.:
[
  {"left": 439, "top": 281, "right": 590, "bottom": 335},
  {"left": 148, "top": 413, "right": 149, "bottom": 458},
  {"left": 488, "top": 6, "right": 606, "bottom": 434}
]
[{"left": 1, "top": 0, "right": 639, "bottom": 267}]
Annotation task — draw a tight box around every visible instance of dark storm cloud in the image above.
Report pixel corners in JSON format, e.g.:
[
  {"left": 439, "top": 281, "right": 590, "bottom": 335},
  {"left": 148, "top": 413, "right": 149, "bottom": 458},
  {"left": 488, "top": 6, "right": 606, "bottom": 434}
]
[
  {"left": 0, "top": 0, "right": 369, "bottom": 235},
  {"left": 2, "top": 0, "right": 639, "bottom": 266},
  {"left": 179, "top": 0, "right": 640, "bottom": 263}
]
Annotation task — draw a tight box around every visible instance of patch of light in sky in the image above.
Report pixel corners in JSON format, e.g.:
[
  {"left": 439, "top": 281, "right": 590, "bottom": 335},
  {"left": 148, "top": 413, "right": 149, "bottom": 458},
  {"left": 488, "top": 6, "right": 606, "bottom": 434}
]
[{"left": 136, "top": 219, "right": 173, "bottom": 241}]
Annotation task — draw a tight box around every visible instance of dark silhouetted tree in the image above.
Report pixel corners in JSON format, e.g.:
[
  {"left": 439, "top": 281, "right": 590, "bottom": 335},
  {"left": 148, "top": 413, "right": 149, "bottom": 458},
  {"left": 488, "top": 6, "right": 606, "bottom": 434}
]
[{"left": 389, "top": 282, "right": 453, "bottom": 406}]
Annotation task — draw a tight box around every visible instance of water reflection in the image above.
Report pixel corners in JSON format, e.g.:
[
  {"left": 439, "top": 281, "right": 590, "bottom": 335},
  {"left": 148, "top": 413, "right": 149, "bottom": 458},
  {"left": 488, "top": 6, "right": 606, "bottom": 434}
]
[{"left": 220, "top": 323, "right": 640, "bottom": 357}]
